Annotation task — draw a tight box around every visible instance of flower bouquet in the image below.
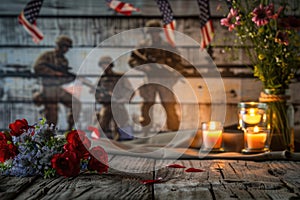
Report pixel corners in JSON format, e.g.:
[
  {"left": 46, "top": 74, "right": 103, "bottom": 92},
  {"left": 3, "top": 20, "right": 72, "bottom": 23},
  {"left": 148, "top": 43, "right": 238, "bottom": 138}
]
[
  {"left": 0, "top": 118, "right": 108, "bottom": 178},
  {"left": 220, "top": 0, "right": 300, "bottom": 151}
]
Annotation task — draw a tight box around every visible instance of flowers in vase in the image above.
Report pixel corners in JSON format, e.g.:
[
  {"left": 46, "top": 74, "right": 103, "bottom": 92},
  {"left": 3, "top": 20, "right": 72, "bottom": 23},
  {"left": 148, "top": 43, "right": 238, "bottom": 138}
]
[
  {"left": 220, "top": 0, "right": 300, "bottom": 89},
  {"left": 0, "top": 118, "right": 108, "bottom": 178}
]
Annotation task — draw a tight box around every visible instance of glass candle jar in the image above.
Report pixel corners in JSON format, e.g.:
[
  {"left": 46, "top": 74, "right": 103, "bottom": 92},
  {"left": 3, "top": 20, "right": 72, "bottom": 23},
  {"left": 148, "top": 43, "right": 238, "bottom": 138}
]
[
  {"left": 201, "top": 121, "right": 224, "bottom": 152},
  {"left": 238, "top": 102, "right": 268, "bottom": 131},
  {"left": 242, "top": 126, "right": 270, "bottom": 153}
]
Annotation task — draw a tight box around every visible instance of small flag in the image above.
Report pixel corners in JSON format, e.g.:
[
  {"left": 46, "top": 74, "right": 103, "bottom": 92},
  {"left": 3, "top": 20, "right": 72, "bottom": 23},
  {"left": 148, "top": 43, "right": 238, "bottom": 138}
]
[
  {"left": 197, "top": 0, "right": 214, "bottom": 49},
  {"left": 18, "top": 0, "right": 44, "bottom": 44},
  {"left": 106, "top": 0, "right": 140, "bottom": 16},
  {"left": 155, "top": 0, "right": 176, "bottom": 46}
]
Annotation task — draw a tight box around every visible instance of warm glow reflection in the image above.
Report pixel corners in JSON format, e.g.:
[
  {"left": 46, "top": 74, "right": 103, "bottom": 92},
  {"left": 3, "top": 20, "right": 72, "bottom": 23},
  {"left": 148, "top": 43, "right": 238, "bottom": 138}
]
[
  {"left": 242, "top": 108, "right": 261, "bottom": 124},
  {"left": 253, "top": 126, "right": 259, "bottom": 133}
]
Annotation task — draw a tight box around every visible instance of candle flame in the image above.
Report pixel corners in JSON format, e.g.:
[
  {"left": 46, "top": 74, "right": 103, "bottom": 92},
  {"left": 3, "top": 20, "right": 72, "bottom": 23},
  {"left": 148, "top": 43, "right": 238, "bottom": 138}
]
[
  {"left": 254, "top": 126, "right": 259, "bottom": 133},
  {"left": 249, "top": 108, "right": 256, "bottom": 115}
]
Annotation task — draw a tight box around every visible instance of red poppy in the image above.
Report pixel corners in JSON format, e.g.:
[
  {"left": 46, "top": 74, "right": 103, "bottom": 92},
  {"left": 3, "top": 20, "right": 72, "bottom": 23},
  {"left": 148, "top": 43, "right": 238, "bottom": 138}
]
[
  {"left": 9, "top": 119, "right": 30, "bottom": 137},
  {"left": 66, "top": 130, "right": 91, "bottom": 159},
  {"left": 87, "top": 146, "right": 108, "bottom": 174},
  {"left": 51, "top": 151, "right": 80, "bottom": 177}
]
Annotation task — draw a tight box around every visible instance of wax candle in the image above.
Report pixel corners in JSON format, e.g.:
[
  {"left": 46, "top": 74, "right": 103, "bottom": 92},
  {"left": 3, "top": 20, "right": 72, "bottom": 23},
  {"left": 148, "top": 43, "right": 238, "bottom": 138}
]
[
  {"left": 202, "top": 121, "right": 223, "bottom": 149},
  {"left": 242, "top": 108, "right": 261, "bottom": 124},
  {"left": 245, "top": 126, "right": 267, "bottom": 149},
  {"left": 202, "top": 129, "right": 222, "bottom": 149}
]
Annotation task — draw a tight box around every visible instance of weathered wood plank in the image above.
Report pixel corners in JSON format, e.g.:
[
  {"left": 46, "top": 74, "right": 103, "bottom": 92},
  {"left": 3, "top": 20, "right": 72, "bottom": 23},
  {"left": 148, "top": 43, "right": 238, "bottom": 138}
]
[
  {"left": 154, "top": 159, "right": 214, "bottom": 200},
  {"left": 154, "top": 160, "right": 300, "bottom": 200},
  {"left": 0, "top": 176, "right": 39, "bottom": 200},
  {"left": 266, "top": 161, "right": 300, "bottom": 199},
  {"left": 11, "top": 174, "right": 152, "bottom": 200},
  {"left": 1, "top": 156, "right": 154, "bottom": 200},
  {"left": 1, "top": 159, "right": 300, "bottom": 200}
]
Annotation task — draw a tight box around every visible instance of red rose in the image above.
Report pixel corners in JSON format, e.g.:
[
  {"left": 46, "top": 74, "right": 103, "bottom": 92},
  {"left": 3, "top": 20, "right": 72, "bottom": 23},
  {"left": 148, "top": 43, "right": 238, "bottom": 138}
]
[
  {"left": 51, "top": 151, "right": 80, "bottom": 177},
  {"left": 0, "top": 140, "right": 18, "bottom": 163},
  {"left": 66, "top": 130, "right": 91, "bottom": 159},
  {"left": 0, "top": 132, "right": 11, "bottom": 142},
  {"left": 63, "top": 143, "right": 77, "bottom": 152},
  {"left": 0, "top": 132, "right": 6, "bottom": 141},
  {"left": 87, "top": 146, "right": 108, "bottom": 174},
  {"left": 9, "top": 119, "right": 30, "bottom": 137}
]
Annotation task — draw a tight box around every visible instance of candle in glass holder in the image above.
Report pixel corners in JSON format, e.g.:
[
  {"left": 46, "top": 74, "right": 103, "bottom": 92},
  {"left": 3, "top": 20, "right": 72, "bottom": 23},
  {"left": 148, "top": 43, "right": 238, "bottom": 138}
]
[
  {"left": 202, "top": 121, "right": 223, "bottom": 150},
  {"left": 238, "top": 102, "right": 268, "bottom": 131},
  {"left": 243, "top": 126, "right": 270, "bottom": 153},
  {"left": 242, "top": 108, "right": 261, "bottom": 124}
]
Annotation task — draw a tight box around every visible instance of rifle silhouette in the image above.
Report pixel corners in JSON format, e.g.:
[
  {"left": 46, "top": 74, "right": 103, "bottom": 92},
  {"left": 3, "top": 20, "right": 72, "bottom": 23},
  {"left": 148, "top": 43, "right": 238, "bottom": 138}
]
[{"left": 35, "top": 63, "right": 101, "bottom": 89}]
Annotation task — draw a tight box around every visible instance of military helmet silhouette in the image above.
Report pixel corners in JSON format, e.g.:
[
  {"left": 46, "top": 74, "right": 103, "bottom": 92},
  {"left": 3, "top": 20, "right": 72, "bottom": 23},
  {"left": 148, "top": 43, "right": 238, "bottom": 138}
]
[{"left": 55, "top": 35, "right": 73, "bottom": 47}]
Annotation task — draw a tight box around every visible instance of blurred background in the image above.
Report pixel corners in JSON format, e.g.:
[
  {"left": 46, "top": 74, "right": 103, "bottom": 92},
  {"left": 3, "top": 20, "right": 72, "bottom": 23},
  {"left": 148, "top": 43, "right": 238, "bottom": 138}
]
[{"left": 0, "top": 0, "right": 299, "bottom": 133}]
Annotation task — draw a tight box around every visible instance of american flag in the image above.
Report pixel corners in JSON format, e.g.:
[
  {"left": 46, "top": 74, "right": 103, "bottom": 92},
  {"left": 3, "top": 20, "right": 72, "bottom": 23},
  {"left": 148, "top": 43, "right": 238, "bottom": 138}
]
[
  {"left": 18, "top": 0, "right": 44, "bottom": 44},
  {"left": 106, "top": 0, "right": 140, "bottom": 16},
  {"left": 155, "top": 0, "right": 176, "bottom": 46},
  {"left": 197, "top": 0, "right": 214, "bottom": 49}
]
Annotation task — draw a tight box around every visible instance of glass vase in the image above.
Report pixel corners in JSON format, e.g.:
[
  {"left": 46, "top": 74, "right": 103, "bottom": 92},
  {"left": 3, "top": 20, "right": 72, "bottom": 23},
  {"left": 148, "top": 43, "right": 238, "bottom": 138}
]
[{"left": 259, "top": 89, "right": 294, "bottom": 152}]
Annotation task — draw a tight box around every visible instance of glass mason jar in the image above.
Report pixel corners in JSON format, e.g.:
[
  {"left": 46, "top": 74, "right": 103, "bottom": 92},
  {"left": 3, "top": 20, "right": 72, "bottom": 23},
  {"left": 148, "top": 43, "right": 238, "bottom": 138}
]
[
  {"left": 259, "top": 89, "right": 295, "bottom": 152},
  {"left": 238, "top": 102, "right": 268, "bottom": 131}
]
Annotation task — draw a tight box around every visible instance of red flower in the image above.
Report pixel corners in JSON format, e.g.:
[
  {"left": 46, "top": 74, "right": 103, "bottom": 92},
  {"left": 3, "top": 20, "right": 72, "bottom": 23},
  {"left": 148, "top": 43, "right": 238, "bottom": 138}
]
[
  {"left": 9, "top": 119, "right": 30, "bottom": 137},
  {"left": 0, "top": 144, "right": 16, "bottom": 163},
  {"left": 51, "top": 151, "right": 80, "bottom": 177},
  {"left": 66, "top": 130, "right": 91, "bottom": 159},
  {"left": 87, "top": 146, "right": 108, "bottom": 174},
  {"left": 0, "top": 132, "right": 11, "bottom": 142},
  {"left": 63, "top": 143, "right": 77, "bottom": 152},
  {"left": 0, "top": 132, "right": 18, "bottom": 163}
]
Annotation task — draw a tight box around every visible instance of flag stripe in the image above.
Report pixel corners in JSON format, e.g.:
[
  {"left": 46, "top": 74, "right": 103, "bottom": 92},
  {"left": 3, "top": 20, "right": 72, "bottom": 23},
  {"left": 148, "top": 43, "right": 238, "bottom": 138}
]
[
  {"left": 18, "top": 12, "right": 44, "bottom": 43},
  {"left": 197, "top": 0, "right": 214, "bottom": 49},
  {"left": 163, "top": 21, "right": 176, "bottom": 46},
  {"left": 18, "top": 0, "right": 44, "bottom": 44},
  {"left": 200, "top": 20, "right": 214, "bottom": 48},
  {"left": 155, "top": 0, "right": 176, "bottom": 46}
]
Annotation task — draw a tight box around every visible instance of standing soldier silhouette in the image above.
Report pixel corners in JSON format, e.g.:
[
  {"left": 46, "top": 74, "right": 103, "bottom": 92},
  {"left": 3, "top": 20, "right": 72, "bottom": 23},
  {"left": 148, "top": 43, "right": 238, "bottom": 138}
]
[
  {"left": 128, "top": 20, "right": 186, "bottom": 134},
  {"left": 33, "top": 35, "right": 81, "bottom": 130}
]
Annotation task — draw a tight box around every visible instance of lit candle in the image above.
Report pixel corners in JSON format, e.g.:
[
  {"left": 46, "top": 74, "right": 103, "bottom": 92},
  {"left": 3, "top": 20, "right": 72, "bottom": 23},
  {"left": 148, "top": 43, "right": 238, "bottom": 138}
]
[
  {"left": 245, "top": 126, "right": 267, "bottom": 149},
  {"left": 242, "top": 108, "right": 261, "bottom": 124},
  {"left": 202, "top": 121, "right": 223, "bottom": 149},
  {"left": 203, "top": 130, "right": 222, "bottom": 148}
]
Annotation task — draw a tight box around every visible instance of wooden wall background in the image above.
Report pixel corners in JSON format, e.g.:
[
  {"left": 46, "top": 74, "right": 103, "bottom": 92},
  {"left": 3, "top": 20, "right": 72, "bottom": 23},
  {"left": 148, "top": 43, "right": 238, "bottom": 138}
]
[{"left": 0, "top": 15, "right": 299, "bottom": 131}]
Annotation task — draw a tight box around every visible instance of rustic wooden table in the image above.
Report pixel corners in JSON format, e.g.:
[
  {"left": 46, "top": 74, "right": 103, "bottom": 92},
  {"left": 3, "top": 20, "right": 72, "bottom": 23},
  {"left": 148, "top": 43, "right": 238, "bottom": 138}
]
[{"left": 1, "top": 155, "right": 300, "bottom": 200}]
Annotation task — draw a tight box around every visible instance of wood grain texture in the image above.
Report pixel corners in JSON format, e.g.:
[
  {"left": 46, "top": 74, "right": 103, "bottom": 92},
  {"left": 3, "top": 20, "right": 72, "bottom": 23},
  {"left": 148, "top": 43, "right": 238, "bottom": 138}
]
[
  {"left": 1, "top": 157, "right": 300, "bottom": 199},
  {"left": 154, "top": 159, "right": 300, "bottom": 200}
]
